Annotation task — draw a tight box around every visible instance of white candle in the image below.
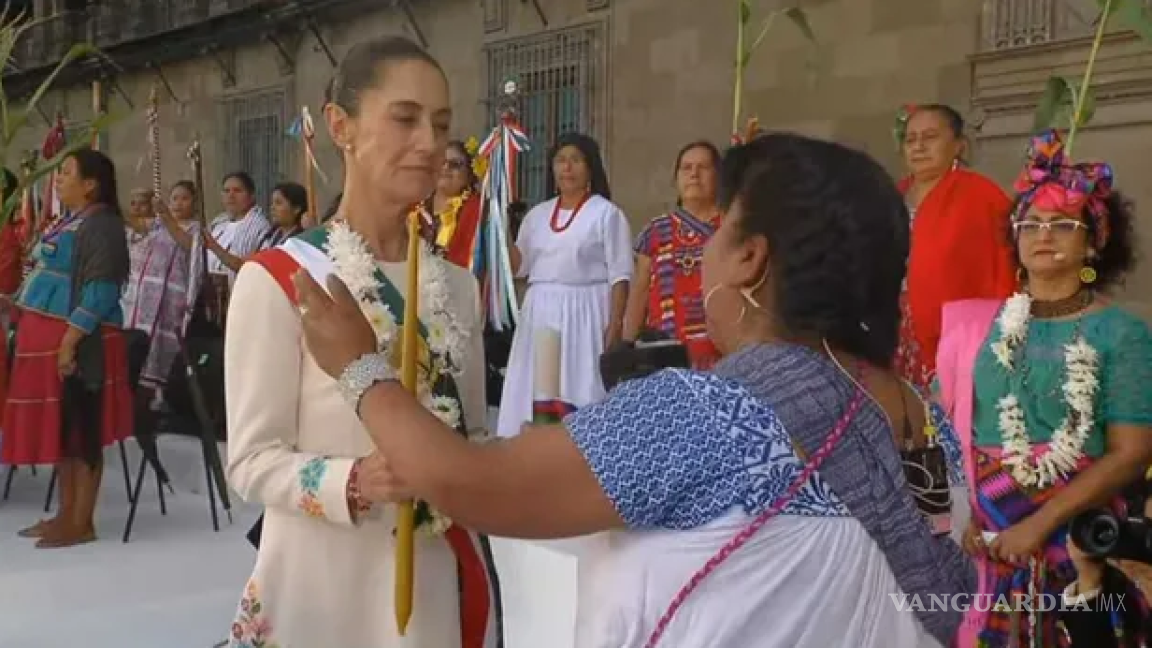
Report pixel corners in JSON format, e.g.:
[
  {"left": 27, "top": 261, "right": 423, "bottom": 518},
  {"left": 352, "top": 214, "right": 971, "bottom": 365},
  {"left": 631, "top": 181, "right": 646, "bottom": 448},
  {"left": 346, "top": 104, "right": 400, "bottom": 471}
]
[{"left": 533, "top": 327, "right": 561, "bottom": 400}]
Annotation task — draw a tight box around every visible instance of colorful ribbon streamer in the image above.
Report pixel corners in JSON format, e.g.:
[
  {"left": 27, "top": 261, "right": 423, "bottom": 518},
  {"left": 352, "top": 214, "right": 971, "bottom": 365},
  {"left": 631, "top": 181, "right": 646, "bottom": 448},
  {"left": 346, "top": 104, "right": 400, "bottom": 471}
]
[
  {"left": 287, "top": 109, "right": 329, "bottom": 184},
  {"left": 477, "top": 113, "right": 530, "bottom": 331}
]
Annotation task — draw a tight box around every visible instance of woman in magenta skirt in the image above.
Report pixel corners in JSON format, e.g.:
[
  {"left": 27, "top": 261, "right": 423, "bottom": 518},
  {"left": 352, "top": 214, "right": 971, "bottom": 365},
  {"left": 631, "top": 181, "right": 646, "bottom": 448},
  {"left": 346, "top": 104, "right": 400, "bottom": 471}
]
[{"left": 2, "top": 148, "right": 133, "bottom": 548}]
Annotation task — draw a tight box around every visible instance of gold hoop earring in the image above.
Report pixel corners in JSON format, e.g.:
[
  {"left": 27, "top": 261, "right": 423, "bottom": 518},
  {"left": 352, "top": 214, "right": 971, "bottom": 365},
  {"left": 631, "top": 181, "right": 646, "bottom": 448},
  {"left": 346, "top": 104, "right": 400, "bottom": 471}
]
[
  {"left": 734, "top": 302, "right": 749, "bottom": 325},
  {"left": 1079, "top": 265, "right": 1097, "bottom": 284}
]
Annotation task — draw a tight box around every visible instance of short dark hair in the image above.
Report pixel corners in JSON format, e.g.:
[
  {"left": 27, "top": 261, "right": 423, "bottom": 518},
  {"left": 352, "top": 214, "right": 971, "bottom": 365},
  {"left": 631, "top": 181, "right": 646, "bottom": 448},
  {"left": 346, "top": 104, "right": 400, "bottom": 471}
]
[
  {"left": 222, "top": 171, "right": 255, "bottom": 194},
  {"left": 273, "top": 181, "right": 308, "bottom": 219},
  {"left": 718, "top": 132, "right": 908, "bottom": 366},
  {"left": 1011, "top": 191, "right": 1138, "bottom": 293},
  {"left": 329, "top": 36, "right": 444, "bottom": 118},
  {"left": 68, "top": 148, "right": 122, "bottom": 218}
]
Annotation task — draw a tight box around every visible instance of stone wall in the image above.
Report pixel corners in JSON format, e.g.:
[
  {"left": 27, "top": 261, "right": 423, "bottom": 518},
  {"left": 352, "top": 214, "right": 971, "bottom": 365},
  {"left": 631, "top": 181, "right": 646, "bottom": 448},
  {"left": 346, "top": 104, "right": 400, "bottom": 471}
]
[{"left": 12, "top": 0, "right": 1152, "bottom": 303}]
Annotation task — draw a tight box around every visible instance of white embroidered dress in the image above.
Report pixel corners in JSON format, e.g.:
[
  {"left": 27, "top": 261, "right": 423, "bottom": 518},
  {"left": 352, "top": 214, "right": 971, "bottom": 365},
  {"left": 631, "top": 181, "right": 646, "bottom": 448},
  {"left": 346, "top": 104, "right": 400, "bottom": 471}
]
[
  {"left": 562, "top": 370, "right": 943, "bottom": 647},
  {"left": 495, "top": 194, "right": 633, "bottom": 438},
  {"left": 223, "top": 236, "right": 487, "bottom": 647}
]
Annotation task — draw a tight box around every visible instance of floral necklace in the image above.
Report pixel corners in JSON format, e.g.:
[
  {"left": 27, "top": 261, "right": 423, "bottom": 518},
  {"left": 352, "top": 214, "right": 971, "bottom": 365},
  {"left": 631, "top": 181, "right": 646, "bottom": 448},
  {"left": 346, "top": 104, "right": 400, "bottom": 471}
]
[
  {"left": 325, "top": 219, "right": 469, "bottom": 428},
  {"left": 991, "top": 292, "right": 1099, "bottom": 489},
  {"left": 549, "top": 193, "right": 591, "bottom": 233}
]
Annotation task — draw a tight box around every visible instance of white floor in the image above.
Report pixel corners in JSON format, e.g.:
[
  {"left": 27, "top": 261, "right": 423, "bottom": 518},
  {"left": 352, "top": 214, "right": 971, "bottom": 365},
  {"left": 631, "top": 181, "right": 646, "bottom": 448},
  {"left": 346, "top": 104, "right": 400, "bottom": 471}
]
[{"left": 0, "top": 437, "right": 261, "bottom": 648}]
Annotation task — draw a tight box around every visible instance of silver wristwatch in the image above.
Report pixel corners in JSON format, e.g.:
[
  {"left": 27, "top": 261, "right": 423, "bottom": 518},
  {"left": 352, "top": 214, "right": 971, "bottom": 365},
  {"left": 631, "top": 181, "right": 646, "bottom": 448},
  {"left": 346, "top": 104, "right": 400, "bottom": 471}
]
[{"left": 337, "top": 353, "right": 398, "bottom": 415}]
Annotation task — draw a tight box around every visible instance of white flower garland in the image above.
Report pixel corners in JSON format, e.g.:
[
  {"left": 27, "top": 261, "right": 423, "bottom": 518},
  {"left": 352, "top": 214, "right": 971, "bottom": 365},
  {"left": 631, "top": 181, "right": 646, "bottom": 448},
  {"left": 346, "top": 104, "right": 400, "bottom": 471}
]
[
  {"left": 325, "top": 219, "right": 469, "bottom": 431},
  {"left": 993, "top": 293, "right": 1099, "bottom": 489}
]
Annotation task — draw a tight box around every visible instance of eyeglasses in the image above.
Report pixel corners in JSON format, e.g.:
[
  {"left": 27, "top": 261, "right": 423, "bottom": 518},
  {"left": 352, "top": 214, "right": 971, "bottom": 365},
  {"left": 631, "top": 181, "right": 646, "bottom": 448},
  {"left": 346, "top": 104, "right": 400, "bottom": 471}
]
[{"left": 1012, "top": 219, "right": 1086, "bottom": 236}]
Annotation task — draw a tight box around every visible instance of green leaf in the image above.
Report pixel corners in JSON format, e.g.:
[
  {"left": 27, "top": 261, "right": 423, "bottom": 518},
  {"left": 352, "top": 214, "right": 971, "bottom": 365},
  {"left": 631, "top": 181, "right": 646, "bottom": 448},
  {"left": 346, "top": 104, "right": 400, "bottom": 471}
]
[
  {"left": 783, "top": 7, "right": 817, "bottom": 45},
  {"left": 1074, "top": 84, "right": 1097, "bottom": 127},
  {"left": 22, "top": 42, "right": 101, "bottom": 126},
  {"left": 1114, "top": 0, "right": 1152, "bottom": 44},
  {"left": 0, "top": 111, "right": 124, "bottom": 227},
  {"left": 1032, "top": 76, "right": 1073, "bottom": 132}
]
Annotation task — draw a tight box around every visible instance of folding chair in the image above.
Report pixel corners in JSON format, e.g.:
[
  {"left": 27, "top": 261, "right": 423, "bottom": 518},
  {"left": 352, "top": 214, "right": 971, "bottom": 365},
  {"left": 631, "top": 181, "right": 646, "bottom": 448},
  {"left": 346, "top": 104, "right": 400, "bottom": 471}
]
[{"left": 122, "top": 328, "right": 233, "bottom": 542}]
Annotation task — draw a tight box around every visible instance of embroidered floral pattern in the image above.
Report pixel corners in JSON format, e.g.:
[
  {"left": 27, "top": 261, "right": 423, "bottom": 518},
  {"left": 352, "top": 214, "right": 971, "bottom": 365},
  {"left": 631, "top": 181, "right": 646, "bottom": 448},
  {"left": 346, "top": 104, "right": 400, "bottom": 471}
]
[
  {"left": 297, "top": 457, "right": 328, "bottom": 519},
  {"left": 230, "top": 580, "right": 280, "bottom": 648}
]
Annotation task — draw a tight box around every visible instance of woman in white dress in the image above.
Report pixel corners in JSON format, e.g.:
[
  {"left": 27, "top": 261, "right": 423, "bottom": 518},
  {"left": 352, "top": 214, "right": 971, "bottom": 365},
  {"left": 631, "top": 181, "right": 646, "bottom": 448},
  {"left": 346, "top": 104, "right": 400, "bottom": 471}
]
[
  {"left": 291, "top": 132, "right": 974, "bottom": 647},
  {"left": 496, "top": 133, "right": 632, "bottom": 438},
  {"left": 223, "top": 37, "right": 499, "bottom": 647}
]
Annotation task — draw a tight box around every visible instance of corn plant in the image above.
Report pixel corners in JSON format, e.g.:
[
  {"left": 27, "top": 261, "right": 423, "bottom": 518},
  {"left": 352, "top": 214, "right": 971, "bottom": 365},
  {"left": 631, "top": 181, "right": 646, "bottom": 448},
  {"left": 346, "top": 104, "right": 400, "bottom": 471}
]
[
  {"left": 1032, "top": 0, "right": 1152, "bottom": 156},
  {"left": 732, "top": 2, "right": 817, "bottom": 138},
  {"left": 0, "top": 7, "right": 116, "bottom": 226}
]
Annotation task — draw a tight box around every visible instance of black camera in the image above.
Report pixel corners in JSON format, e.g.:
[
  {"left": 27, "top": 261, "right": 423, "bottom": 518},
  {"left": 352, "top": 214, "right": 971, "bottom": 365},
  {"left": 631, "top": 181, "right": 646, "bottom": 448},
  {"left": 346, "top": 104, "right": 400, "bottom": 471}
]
[
  {"left": 599, "top": 330, "right": 691, "bottom": 390},
  {"left": 1070, "top": 509, "right": 1152, "bottom": 563}
]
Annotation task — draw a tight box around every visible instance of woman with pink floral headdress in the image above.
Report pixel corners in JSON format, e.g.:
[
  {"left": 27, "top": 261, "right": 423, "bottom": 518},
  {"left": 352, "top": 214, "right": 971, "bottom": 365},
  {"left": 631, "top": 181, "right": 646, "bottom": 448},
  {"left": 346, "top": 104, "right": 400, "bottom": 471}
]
[{"left": 937, "top": 128, "right": 1152, "bottom": 646}]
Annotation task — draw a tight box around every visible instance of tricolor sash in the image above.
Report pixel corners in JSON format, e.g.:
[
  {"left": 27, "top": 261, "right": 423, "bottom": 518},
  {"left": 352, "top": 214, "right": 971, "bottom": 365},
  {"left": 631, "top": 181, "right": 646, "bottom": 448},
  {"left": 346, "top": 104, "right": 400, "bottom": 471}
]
[{"left": 249, "top": 228, "right": 503, "bottom": 648}]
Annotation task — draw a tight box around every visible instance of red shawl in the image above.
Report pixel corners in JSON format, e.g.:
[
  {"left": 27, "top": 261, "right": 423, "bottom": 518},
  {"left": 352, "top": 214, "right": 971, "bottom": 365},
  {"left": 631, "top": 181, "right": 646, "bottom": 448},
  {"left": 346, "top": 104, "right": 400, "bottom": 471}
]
[
  {"left": 444, "top": 193, "right": 484, "bottom": 272},
  {"left": 901, "top": 169, "right": 1016, "bottom": 380}
]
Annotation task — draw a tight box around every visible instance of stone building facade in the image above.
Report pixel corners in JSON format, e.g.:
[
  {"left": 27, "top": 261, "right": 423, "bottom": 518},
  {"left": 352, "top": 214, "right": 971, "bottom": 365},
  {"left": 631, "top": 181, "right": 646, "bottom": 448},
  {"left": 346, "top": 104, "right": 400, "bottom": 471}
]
[{"left": 7, "top": 0, "right": 1152, "bottom": 300}]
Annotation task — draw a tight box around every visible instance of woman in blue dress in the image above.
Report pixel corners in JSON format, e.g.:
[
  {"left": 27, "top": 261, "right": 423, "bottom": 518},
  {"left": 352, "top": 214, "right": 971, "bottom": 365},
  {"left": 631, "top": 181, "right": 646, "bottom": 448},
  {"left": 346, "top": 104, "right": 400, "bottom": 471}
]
[
  {"left": 290, "top": 132, "right": 972, "bottom": 646},
  {"left": 3, "top": 149, "right": 133, "bottom": 548}
]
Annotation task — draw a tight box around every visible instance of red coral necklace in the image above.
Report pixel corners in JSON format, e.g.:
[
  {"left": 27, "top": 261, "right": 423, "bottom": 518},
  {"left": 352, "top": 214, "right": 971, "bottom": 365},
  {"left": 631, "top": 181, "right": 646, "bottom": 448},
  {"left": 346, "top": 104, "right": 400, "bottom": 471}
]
[{"left": 549, "top": 193, "right": 591, "bottom": 233}]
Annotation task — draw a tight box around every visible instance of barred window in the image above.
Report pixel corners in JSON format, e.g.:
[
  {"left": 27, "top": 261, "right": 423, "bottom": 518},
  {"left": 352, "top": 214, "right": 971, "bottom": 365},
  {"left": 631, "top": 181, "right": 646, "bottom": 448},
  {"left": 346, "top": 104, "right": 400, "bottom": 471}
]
[
  {"left": 219, "top": 89, "right": 289, "bottom": 208},
  {"left": 980, "top": 0, "right": 1149, "bottom": 51},
  {"left": 484, "top": 23, "right": 607, "bottom": 206}
]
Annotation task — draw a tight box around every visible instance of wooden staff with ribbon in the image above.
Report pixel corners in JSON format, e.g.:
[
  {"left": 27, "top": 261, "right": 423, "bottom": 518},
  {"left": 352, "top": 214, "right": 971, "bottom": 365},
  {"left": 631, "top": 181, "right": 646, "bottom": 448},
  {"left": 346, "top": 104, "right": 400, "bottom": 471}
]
[
  {"left": 301, "top": 107, "right": 320, "bottom": 223},
  {"left": 395, "top": 205, "right": 421, "bottom": 633}
]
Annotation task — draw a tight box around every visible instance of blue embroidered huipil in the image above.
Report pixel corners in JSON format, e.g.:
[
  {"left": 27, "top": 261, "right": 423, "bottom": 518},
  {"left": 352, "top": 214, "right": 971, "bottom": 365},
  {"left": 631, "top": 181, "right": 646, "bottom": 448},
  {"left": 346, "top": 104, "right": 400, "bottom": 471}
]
[{"left": 18, "top": 216, "right": 123, "bottom": 332}]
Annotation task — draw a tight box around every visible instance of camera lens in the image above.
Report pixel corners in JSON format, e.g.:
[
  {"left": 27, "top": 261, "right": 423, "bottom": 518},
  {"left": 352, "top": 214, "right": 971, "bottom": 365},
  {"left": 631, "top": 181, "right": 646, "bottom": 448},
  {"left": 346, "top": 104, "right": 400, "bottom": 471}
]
[{"left": 1071, "top": 510, "right": 1120, "bottom": 557}]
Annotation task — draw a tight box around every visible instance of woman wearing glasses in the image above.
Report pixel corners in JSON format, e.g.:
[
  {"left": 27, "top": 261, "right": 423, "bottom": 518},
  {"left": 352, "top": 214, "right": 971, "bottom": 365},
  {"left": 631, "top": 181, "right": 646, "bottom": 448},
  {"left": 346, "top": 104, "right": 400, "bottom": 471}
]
[
  {"left": 421, "top": 139, "right": 484, "bottom": 273},
  {"left": 937, "top": 129, "right": 1152, "bottom": 646}
]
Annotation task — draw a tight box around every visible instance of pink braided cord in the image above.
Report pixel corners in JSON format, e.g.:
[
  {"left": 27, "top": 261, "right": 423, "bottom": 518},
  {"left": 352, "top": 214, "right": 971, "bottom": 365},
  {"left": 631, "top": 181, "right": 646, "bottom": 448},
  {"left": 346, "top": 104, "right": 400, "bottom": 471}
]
[{"left": 644, "top": 385, "right": 867, "bottom": 647}]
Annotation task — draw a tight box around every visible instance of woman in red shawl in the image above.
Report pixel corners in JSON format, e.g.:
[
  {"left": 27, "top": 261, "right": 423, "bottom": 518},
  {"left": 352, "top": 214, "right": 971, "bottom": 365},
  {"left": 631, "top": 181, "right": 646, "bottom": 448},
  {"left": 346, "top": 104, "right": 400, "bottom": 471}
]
[{"left": 896, "top": 104, "right": 1016, "bottom": 391}]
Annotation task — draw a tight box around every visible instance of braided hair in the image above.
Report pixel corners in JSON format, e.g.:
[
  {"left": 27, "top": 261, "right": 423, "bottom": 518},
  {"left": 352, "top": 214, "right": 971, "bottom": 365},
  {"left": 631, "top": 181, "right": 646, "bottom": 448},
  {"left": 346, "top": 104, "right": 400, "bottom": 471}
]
[{"left": 718, "top": 133, "right": 909, "bottom": 366}]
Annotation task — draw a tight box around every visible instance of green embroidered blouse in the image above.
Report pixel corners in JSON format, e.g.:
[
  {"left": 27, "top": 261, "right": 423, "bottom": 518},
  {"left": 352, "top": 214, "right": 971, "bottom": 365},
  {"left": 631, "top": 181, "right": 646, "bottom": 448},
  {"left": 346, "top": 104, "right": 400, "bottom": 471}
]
[{"left": 971, "top": 305, "right": 1152, "bottom": 456}]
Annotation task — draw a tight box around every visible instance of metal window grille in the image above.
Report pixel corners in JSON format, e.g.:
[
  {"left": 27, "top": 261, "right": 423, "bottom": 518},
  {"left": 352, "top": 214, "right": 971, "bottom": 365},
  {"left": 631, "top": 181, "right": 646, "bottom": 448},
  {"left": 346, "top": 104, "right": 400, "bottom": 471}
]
[
  {"left": 981, "top": 0, "right": 1152, "bottom": 51},
  {"left": 484, "top": 23, "right": 606, "bottom": 206},
  {"left": 219, "top": 90, "right": 289, "bottom": 208}
]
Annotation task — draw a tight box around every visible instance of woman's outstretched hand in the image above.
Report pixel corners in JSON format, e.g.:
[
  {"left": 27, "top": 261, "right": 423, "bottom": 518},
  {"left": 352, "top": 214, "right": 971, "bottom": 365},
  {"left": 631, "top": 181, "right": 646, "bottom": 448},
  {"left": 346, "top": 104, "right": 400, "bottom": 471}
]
[{"left": 293, "top": 270, "right": 376, "bottom": 379}]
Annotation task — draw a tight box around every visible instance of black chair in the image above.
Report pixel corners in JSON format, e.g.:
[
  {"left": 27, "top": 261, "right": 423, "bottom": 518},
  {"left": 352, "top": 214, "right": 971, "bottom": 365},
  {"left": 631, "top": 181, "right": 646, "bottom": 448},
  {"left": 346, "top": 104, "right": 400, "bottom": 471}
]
[{"left": 121, "top": 327, "right": 233, "bottom": 542}]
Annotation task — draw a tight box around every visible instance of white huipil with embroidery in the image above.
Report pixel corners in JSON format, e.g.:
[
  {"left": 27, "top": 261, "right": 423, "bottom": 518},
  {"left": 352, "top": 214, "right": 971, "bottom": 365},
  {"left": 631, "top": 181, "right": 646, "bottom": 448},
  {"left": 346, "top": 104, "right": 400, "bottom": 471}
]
[
  {"left": 222, "top": 233, "right": 487, "bottom": 647},
  {"left": 496, "top": 194, "right": 634, "bottom": 438}
]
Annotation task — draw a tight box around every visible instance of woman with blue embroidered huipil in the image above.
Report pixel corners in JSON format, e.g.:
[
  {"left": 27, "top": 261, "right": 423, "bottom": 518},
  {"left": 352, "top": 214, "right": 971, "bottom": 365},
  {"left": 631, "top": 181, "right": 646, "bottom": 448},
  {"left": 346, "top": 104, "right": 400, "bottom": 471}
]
[
  {"left": 2, "top": 149, "right": 133, "bottom": 548},
  {"left": 291, "top": 132, "right": 973, "bottom": 647}
]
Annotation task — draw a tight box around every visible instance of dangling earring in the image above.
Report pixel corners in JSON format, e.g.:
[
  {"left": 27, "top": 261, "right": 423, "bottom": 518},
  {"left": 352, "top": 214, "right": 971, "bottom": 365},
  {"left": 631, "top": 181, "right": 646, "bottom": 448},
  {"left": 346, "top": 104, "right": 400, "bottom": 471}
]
[
  {"left": 1080, "top": 250, "right": 1098, "bottom": 285},
  {"left": 950, "top": 158, "right": 959, "bottom": 171}
]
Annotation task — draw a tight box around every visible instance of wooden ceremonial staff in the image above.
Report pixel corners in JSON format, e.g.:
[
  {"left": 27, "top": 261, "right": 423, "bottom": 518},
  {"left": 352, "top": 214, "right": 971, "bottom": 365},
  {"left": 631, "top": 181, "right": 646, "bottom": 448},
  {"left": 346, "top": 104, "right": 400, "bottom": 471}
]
[
  {"left": 90, "top": 80, "right": 101, "bottom": 150},
  {"left": 148, "top": 84, "right": 162, "bottom": 200},
  {"left": 395, "top": 208, "right": 420, "bottom": 633},
  {"left": 300, "top": 107, "right": 319, "bottom": 223}
]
